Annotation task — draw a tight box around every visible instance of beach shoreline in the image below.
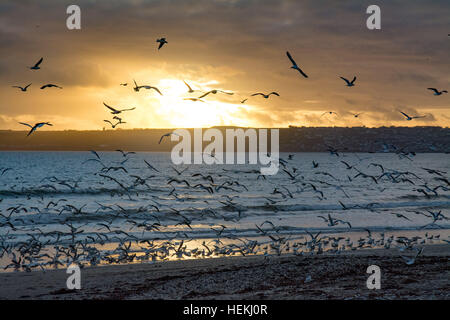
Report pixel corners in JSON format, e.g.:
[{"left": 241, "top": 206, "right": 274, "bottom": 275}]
[{"left": 1, "top": 244, "right": 448, "bottom": 300}]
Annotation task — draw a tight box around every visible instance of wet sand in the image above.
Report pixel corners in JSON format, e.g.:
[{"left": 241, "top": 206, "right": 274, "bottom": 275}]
[{"left": 0, "top": 244, "right": 448, "bottom": 300}]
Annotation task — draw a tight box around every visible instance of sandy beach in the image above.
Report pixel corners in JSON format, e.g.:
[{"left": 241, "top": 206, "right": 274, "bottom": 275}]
[{"left": 0, "top": 244, "right": 448, "bottom": 300}]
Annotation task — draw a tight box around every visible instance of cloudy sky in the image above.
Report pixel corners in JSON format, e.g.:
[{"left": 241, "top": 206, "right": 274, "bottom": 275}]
[{"left": 0, "top": 0, "right": 449, "bottom": 130}]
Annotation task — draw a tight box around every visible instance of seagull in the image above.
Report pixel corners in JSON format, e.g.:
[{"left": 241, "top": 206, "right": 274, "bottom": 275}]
[
  {"left": 286, "top": 51, "right": 308, "bottom": 78},
  {"left": 12, "top": 84, "right": 32, "bottom": 92},
  {"left": 251, "top": 92, "right": 280, "bottom": 99},
  {"left": 198, "top": 90, "right": 234, "bottom": 99},
  {"left": 103, "top": 120, "right": 125, "bottom": 128},
  {"left": 120, "top": 83, "right": 128, "bottom": 86},
  {"left": 41, "top": 84, "right": 62, "bottom": 90},
  {"left": 427, "top": 88, "right": 447, "bottom": 96},
  {"left": 240, "top": 98, "right": 248, "bottom": 104},
  {"left": 183, "top": 80, "right": 195, "bottom": 93},
  {"left": 116, "top": 150, "right": 136, "bottom": 157},
  {"left": 401, "top": 247, "right": 423, "bottom": 265},
  {"left": 103, "top": 102, "right": 135, "bottom": 114},
  {"left": 29, "top": 57, "right": 43, "bottom": 70},
  {"left": 19, "top": 122, "right": 52, "bottom": 136},
  {"left": 353, "top": 112, "right": 364, "bottom": 118},
  {"left": 159, "top": 132, "right": 180, "bottom": 144},
  {"left": 198, "top": 89, "right": 234, "bottom": 99},
  {"left": 399, "top": 111, "right": 426, "bottom": 121},
  {"left": 321, "top": 111, "right": 338, "bottom": 117},
  {"left": 184, "top": 98, "right": 205, "bottom": 103},
  {"left": 156, "top": 37, "right": 168, "bottom": 50},
  {"left": 133, "top": 79, "right": 140, "bottom": 92},
  {"left": 340, "top": 76, "right": 356, "bottom": 87},
  {"left": 137, "top": 85, "right": 163, "bottom": 95}
]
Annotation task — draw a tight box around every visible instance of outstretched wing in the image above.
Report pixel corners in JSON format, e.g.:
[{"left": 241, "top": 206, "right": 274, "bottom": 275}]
[
  {"left": 151, "top": 87, "right": 163, "bottom": 96},
  {"left": 286, "top": 51, "right": 297, "bottom": 66},
  {"left": 399, "top": 111, "right": 409, "bottom": 118},
  {"left": 103, "top": 102, "right": 118, "bottom": 113},
  {"left": 427, "top": 88, "right": 438, "bottom": 93},
  {"left": 340, "top": 77, "right": 350, "bottom": 84},
  {"left": 159, "top": 134, "right": 168, "bottom": 144},
  {"left": 198, "top": 91, "right": 211, "bottom": 99},
  {"left": 19, "top": 122, "right": 33, "bottom": 128},
  {"left": 296, "top": 67, "right": 308, "bottom": 78},
  {"left": 183, "top": 80, "right": 193, "bottom": 91},
  {"left": 34, "top": 57, "right": 43, "bottom": 68},
  {"left": 119, "top": 107, "right": 136, "bottom": 112}
]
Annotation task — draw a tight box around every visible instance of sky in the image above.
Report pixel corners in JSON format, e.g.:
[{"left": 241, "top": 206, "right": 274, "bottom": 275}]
[{"left": 0, "top": 0, "right": 449, "bottom": 130}]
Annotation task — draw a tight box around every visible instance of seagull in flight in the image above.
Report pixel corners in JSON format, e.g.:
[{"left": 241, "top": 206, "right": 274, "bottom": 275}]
[
  {"left": 133, "top": 79, "right": 140, "bottom": 92},
  {"left": 251, "top": 92, "right": 280, "bottom": 99},
  {"left": 198, "top": 90, "right": 233, "bottom": 99},
  {"left": 40, "top": 84, "right": 63, "bottom": 90},
  {"left": 29, "top": 57, "right": 43, "bottom": 70},
  {"left": 103, "top": 102, "right": 136, "bottom": 114},
  {"left": 183, "top": 80, "right": 195, "bottom": 93},
  {"left": 120, "top": 83, "right": 128, "bottom": 86},
  {"left": 103, "top": 120, "right": 125, "bottom": 128},
  {"left": 12, "top": 84, "right": 32, "bottom": 92},
  {"left": 286, "top": 51, "right": 308, "bottom": 78},
  {"left": 353, "top": 112, "right": 364, "bottom": 118},
  {"left": 159, "top": 132, "right": 180, "bottom": 144},
  {"left": 427, "top": 88, "right": 447, "bottom": 96},
  {"left": 156, "top": 37, "right": 168, "bottom": 50},
  {"left": 19, "top": 122, "right": 52, "bottom": 136},
  {"left": 340, "top": 76, "right": 356, "bottom": 87},
  {"left": 137, "top": 85, "right": 163, "bottom": 95},
  {"left": 399, "top": 111, "right": 426, "bottom": 121},
  {"left": 184, "top": 98, "right": 205, "bottom": 103},
  {"left": 321, "top": 111, "right": 338, "bottom": 117}
]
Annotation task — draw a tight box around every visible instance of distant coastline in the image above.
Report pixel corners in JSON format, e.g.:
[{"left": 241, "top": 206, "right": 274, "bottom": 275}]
[{"left": 1, "top": 126, "right": 449, "bottom": 153}]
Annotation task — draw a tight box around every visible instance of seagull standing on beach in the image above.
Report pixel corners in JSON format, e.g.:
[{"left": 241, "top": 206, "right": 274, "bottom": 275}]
[
  {"left": 19, "top": 122, "right": 52, "bottom": 136},
  {"left": 29, "top": 57, "right": 43, "bottom": 70},
  {"left": 286, "top": 51, "right": 308, "bottom": 78}
]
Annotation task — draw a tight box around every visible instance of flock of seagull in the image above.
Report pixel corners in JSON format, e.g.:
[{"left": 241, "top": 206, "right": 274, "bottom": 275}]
[
  {"left": 0, "top": 146, "right": 449, "bottom": 272},
  {"left": 11, "top": 40, "right": 447, "bottom": 135},
  {"left": 2, "top": 35, "right": 449, "bottom": 273}
]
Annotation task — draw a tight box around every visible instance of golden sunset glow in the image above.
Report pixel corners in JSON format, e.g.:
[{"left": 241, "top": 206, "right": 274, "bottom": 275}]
[{"left": 0, "top": 0, "right": 448, "bottom": 130}]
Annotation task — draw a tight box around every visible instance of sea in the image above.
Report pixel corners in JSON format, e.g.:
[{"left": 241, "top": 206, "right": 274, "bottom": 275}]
[{"left": 0, "top": 151, "right": 449, "bottom": 271}]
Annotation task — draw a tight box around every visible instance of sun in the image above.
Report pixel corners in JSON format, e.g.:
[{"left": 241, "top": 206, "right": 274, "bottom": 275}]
[{"left": 153, "top": 79, "right": 250, "bottom": 128}]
